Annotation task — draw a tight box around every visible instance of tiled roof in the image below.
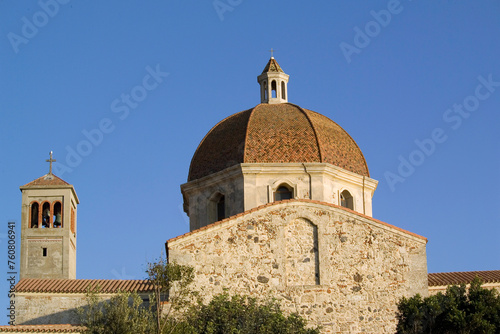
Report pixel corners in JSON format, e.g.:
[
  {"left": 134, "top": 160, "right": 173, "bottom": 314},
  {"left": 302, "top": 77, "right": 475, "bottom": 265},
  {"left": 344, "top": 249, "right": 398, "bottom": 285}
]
[
  {"left": 188, "top": 103, "right": 369, "bottom": 181},
  {"left": 428, "top": 270, "right": 500, "bottom": 286},
  {"left": 167, "top": 199, "right": 426, "bottom": 243},
  {"left": 261, "top": 57, "right": 284, "bottom": 73},
  {"left": 0, "top": 324, "right": 85, "bottom": 333},
  {"left": 21, "top": 174, "right": 70, "bottom": 187},
  {"left": 15, "top": 279, "right": 154, "bottom": 294}
]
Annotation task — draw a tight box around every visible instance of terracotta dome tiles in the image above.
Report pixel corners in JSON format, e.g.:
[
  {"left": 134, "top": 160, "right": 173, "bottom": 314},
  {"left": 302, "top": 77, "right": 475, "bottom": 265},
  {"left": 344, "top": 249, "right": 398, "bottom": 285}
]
[
  {"left": 305, "top": 108, "right": 369, "bottom": 176},
  {"left": 245, "top": 104, "right": 321, "bottom": 163},
  {"left": 188, "top": 103, "right": 369, "bottom": 181},
  {"left": 188, "top": 109, "right": 251, "bottom": 181}
]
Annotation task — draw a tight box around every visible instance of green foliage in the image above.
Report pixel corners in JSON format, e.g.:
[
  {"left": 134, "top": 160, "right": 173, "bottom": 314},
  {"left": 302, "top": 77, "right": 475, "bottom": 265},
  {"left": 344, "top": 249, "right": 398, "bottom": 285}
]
[
  {"left": 175, "top": 293, "right": 320, "bottom": 334},
  {"left": 396, "top": 277, "right": 500, "bottom": 334},
  {"left": 77, "top": 259, "right": 318, "bottom": 334},
  {"left": 76, "top": 289, "right": 155, "bottom": 334},
  {"left": 77, "top": 259, "right": 196, "bottom": 334},
  {"left": 146, "top": 258, "right": 196, "bottom": 312},
  {"left": 146, "top": 259, "right": 197, "bottom": 334}
]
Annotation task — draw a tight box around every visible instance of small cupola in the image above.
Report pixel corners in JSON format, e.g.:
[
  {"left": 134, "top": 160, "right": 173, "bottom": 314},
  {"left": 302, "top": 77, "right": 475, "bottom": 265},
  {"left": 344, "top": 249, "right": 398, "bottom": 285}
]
[{"left": 257, "top": 57, "right": 289, "bottom": 104}]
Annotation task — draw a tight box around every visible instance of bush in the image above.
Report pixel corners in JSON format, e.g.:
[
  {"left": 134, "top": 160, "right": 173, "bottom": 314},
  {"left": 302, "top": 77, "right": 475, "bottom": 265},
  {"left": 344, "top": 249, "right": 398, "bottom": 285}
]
[
  {"left": 396, "top": 277, "right": 500, "bottom": 334},
  {"left": 77, "top": 290, "right": 155, "bottom": 334},
  {"left": 176, "top": 293, "right": 320, "bottom": 334}
]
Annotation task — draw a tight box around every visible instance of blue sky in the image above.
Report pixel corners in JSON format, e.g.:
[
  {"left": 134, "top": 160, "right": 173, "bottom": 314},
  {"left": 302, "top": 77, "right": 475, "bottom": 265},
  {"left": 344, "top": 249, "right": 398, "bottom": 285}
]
[{"left": 0, "top": 0, "right": 499, "bottom": 322}]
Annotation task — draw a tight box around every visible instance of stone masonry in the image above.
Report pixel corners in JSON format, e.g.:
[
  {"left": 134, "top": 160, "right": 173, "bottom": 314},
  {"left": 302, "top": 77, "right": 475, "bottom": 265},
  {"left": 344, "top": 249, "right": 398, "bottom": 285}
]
[
  {"left": 14, "top": 293, "right": 88, "bottom": 325},
  {"left": 168, "top": 199, "right": 428, "bottom": 333}
]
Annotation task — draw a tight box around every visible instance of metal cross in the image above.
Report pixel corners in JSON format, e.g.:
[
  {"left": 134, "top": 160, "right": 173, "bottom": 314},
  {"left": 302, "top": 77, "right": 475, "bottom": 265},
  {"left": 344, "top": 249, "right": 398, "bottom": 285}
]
[
  {"left": 269, "top": 48, "right": 276, "bottom": 58},
  {"left": 46, "top": 151, "right": 56, "bottom": 174}
]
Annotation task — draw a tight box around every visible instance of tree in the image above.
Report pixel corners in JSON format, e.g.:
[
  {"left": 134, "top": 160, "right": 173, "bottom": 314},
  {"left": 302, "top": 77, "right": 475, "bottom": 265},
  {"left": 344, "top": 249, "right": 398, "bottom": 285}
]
[
  {"left": 396, "top": 277, "right": 500, "bottom": 334},
  {"left": 146, "top": 258, "right": 197, "bottom": 334},
  {"left": 77, "top": 259, "right": 196, "bottom": 334},
  {"left": 76, "top": 289, "right": 155, "bottom": 334},
  {"left": 176, "top": 293, "right": 320, "bottom": 334},
  {"left": 77, "top": 259, "right": 319, "bottom": 334}
]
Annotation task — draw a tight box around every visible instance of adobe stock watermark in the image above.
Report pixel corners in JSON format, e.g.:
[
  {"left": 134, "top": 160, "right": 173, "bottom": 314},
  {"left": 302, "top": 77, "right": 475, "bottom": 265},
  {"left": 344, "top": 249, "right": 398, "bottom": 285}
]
[
  {"left": 6, "top": 221, "right": 17, "bottom": 325},
  {"left": 111, "top": 267, "right": 135, "bottom": 280},
  {"left": 52, "top": 64, "right": 169, "bottom": 176},
  {"left": 7, "top": 0, "right": 71, "bottom": 54},
  {"left": 339, "top": 0, "right": 410, "bottom": 64},
  {"left": 213, "top": 0, "right": 242, "bottom": 21},
  {"left": 385, "top": 74, "right": 500, "bottom": 192}
]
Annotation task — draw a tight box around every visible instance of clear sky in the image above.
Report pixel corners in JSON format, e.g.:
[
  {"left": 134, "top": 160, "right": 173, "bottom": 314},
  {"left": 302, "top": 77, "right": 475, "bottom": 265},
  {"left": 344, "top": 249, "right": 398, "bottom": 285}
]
[{"left": 0, "top": 0, "right": 499, "bottom": 323}]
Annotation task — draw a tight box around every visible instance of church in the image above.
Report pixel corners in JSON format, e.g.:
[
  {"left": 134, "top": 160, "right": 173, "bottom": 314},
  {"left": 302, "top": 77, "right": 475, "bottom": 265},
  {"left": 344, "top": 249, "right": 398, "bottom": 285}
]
[{"left": 2, "top": 57, "right": 499, "bottom": 333}]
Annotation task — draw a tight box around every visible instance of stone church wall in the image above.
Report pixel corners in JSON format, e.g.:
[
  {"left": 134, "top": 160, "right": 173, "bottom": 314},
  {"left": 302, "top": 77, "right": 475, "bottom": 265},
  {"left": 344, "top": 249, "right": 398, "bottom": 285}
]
[
  {"left": 13, "top": 292, "right": 150, "bottom": 325},
  {"left": 168, "top": 200, "right": 428, "bottom": 333},
  {"left": 14, "top": 293, "right": 87, "bottom": 325}
]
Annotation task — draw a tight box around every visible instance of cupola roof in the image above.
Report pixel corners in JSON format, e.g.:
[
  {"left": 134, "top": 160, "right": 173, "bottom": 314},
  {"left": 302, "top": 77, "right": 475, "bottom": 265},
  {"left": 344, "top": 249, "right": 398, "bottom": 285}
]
[
  {"left": 188, "top": 103, "right": 369, "bottom": 181},
  {"left": 261, "top": 57, "right": 284, "bottom": 73}
]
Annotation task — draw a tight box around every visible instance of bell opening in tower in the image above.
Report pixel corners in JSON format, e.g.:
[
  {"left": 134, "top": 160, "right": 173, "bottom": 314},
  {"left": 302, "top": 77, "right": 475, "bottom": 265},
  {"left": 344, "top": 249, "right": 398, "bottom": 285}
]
[
  {"left": 30, "top": 202, "right": 39, "bottom": 228},
  {"left": 53, "top": 201, "right": 62, "bottom": 228},
  {"left": 271, "top": 80, "right": 277, "bottom": 98},
  {"left": 42, "top": 202, "right": 51, "bottom": 228}
]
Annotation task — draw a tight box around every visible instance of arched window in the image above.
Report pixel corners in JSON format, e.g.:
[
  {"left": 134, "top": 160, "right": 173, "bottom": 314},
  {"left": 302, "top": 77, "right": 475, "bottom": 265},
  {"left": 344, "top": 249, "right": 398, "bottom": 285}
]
[
  {"left": 53, "top": 201, "right": 62, "bottom": 228},
  {"left": 281, "top": 81, "right": 286, "bottom": 99},
  {"left": 271, "top": 80, "right": 277, "bottom": 98},
  {"left": 209, "top": 193, "right": 226, "bottom": 224},
  {"left": 41, "top": 202, "right": 51, "bottom": 228},
  {"left": 264, "top": 81, "right": 268, "bottom": 100},
  {"left": 217, "top": 195, "right": 225, "bottom": 222},
  {"left": 340, "top": 190, "right": 354, "bottom": 210},
  {"left": 30, "top": 202, "right": 39, "bottom": 228},
  {"left": 274, "top": 185, "right": 293, "bottom": 201}
]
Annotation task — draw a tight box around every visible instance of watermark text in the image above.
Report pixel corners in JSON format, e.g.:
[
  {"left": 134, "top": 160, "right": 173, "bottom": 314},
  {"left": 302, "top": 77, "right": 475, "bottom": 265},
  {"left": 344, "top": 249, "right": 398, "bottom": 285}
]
[{"left": 385, "top": 74, "right": 500, "bottom": 191}]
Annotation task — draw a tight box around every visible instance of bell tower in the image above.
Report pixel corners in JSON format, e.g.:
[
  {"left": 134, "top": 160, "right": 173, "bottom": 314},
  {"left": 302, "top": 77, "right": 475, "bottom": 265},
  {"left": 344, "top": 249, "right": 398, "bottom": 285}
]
[
  {"left": 257, "top": 56, "right": 289, "bottom": 104},
  {"left": 19, "top": 152, "right": 79, "bottom": 279}
]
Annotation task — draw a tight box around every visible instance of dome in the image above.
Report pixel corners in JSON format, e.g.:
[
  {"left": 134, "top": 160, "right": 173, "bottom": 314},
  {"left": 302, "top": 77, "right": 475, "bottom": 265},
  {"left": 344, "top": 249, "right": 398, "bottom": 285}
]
[{"left": 188, "top": 103, "right": 369, "bottom": 181}]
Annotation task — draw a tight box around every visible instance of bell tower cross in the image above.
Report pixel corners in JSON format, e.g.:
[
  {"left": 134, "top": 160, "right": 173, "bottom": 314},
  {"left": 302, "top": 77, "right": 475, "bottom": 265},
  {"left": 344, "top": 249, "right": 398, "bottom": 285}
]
[{"left": 46, "top": 151, "right": 56, "bottom": 174}]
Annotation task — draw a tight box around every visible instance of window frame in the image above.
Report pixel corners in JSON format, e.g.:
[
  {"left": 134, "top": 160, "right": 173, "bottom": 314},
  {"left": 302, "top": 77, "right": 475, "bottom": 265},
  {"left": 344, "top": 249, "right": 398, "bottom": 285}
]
[
  {"left": 274, "top": 183, "right": 294, "bottom": 202},
  {"left": 340, "top": 189, "right": 354, "bottom": 210}
]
